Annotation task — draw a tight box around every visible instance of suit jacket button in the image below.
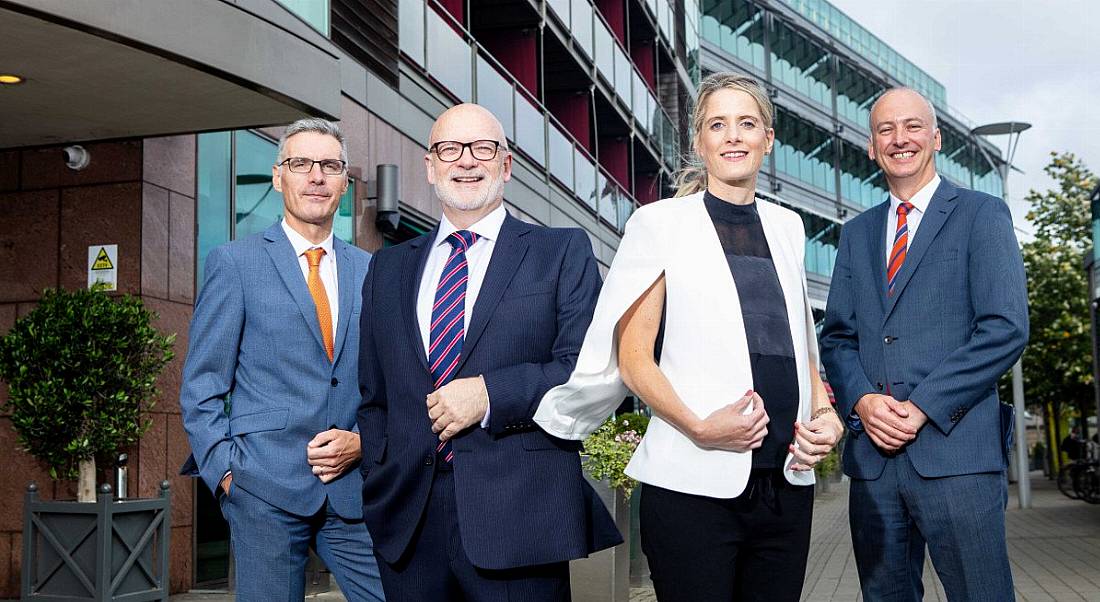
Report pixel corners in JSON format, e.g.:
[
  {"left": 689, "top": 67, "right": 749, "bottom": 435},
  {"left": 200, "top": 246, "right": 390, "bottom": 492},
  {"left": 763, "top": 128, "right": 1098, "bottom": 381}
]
[
  {"left": 424, "top": 454, "right": 434, "bottom": 466},
  {"left": 876, "top": 382, "right": 883, "bottom": 391},
  {"left": 331, "top": 378, "right": 339, "bottom": 387}
]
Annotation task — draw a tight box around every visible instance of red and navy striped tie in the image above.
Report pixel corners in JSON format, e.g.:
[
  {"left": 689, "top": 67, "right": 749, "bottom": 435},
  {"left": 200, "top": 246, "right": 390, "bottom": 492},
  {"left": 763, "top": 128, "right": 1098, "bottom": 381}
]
[
  {"left": 887, "top": 202, "right": 914, "bottom": 295},
  {"left": 429, "top": 230, "right": 479, "bottom": 463}
]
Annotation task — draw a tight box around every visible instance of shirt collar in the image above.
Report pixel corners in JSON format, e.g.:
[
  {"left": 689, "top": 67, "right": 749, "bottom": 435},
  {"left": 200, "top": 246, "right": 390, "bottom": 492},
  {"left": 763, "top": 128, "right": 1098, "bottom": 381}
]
[
  {"left": 434, "top": 203, "right": 507, "bottom": 248},
  {"left": 281, "top": 219, "right": 335, "bottom": 259},
  {"left": 889, "top": 174, "right": 941, "bottom": 215}
]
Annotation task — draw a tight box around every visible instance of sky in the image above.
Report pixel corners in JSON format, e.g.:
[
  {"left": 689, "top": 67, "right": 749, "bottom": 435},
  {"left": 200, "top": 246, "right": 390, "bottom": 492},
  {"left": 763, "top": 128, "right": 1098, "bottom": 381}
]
[{"left": 828, "top": 0, "right": 1099, "bottom": 235}]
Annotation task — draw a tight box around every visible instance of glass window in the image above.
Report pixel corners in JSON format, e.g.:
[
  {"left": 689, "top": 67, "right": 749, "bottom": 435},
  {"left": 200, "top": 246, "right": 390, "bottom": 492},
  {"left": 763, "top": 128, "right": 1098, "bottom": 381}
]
[
  {"left": 593, "top": 18, "right": 615, "bottom": 85},
  {"left": 702, "top": 0, "right": 764, "bottom": 70},
  {"left": 476, "top": 55, "right": 515, "bottom": 141},
  {"left": 773, "top": 109, "right": 834, "bottom": 195},
  {"left": 598, "top": 172, "right": 617, "bottom": 225},
  {"left": 614, "top": 46, "right": 632, "bottom": 110},
  {"left": 399, "top": 0, "right": 425, "bottom": 67},
  {"left": 427, "top": 9, "right": 472, "bottom": 101},
  {"left": 197, "top": 130, "right": 356, "bottom": 291},
  {"left": 234, "top": 131, "right": 282, "bottom": 240},
  {"left": 197, "top": 132, "right": 232, "bottom": 287},
  {"left": 632, "top": 71, "right": 650, "bottom": 133},
  {"left": 617, "top": 196, "right": 635, "bottom": 231},
  {"left": 515, "top": 94, "right": 546, "bottom": 166},
  {"left": 574, "top": 151, "right": 597, "bottom": 211},
  {"left": 549, "top": 122, "right": 575, "bottom": 190},
  {"left": 838, "top": 137, "right": 887, "bottom": 208},
  {"left": 769, "top": 19, "right": 832, "bottom": 111},
  {"left": 547, "top": 0, "right": 570, "bottom": 26},
  {"left": 276, "top": 0, "right": 329, "bottom": 35},
  {"left": 571, "top": 0, "right": 594, "bottom": 59},
  {"left": 333, "top": 180, "right": 356, "bottom": 244}
]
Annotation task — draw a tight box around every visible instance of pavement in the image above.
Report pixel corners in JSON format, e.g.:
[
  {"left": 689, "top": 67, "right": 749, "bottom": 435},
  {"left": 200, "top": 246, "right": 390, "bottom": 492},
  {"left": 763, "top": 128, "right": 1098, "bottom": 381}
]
[{"left": 170, "top": 471, "right": 1099, "bottom": 602}]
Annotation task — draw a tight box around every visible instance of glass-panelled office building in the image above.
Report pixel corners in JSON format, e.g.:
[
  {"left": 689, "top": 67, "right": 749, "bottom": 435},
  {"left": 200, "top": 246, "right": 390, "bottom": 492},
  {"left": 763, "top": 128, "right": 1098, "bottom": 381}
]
[{"left": 699, "top": 0, "right": 1006, "bottom": 308}]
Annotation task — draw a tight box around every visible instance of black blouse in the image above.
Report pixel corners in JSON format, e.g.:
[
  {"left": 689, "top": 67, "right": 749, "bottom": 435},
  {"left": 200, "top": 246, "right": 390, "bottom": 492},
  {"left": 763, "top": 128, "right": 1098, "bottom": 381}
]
[{"left": 703, "top": 190, "right": 798, "bottom": 469}]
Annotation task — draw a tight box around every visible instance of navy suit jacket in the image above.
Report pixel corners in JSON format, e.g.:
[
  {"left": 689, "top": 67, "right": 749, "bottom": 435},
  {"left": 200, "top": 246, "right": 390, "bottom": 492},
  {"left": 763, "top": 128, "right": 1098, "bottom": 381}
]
[
  {"left": 820, "top": 179, "right": 1028, "bottom": 480},
  {"left": 180, "top": 221, "right": 371, "bottom": 519},
  {"left": 357, "top": 213, "right": 622, "bottom": 570}
]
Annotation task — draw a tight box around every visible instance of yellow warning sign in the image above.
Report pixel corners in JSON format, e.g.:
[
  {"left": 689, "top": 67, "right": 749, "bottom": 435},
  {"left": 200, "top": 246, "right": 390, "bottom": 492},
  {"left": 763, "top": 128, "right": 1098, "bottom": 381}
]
[{"left": 91, "top": 247, "right": 114, "bottom": 270}]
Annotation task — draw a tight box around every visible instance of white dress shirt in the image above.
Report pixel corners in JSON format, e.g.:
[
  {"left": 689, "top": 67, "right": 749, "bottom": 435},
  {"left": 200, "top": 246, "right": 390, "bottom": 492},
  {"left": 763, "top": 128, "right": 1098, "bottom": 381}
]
[
  {"left": 416, "top": 203, "right": 507, "bottom": 424},
  {"left": 282, "top": 219, "right": 339, "bottom": 336},
  {"left": 885, "top": 174, "right": 940, "bottom": 267}
]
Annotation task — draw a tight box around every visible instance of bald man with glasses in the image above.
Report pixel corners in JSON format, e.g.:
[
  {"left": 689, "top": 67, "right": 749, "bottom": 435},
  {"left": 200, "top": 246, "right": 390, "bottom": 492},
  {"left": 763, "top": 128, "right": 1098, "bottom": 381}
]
[{"left": 356, "top": 103, "right": 621, "bottom": 601}]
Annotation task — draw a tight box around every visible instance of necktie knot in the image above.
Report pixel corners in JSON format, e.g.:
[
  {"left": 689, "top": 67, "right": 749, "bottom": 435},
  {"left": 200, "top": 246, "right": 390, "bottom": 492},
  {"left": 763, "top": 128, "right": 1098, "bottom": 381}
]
[
  {"left": 304, "top": 247, "right": 326, "bottom": 268},
  {"left": 447, "top": 230, "right": 479, "bottom": 251},
  {"left": 897, "top": 202, "right": 914, "bottom": 217}
]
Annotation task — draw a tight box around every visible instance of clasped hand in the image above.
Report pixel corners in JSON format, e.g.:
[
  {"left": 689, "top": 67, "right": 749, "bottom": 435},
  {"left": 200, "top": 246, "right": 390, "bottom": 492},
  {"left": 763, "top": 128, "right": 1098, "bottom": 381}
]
[
  {"left": 854, "top": 393, "right": 927, "bottom": 453},
  {"left": 427, "top": 376, "right": 489, "bottom": 442},
  {"left": 691, "top": 390, "right": 769, "bottom": 452},
  {"left": 307, "top": 428, "right": 362, "bottom": 483},
  {"left": 788, "top": 409, "right": 844, "bottom": 471}
]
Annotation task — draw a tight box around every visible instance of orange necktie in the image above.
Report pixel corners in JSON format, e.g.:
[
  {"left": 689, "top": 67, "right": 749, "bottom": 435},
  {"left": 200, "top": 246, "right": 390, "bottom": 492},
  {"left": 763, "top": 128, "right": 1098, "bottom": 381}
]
[{"left": 304, "top": 248, "right": 334, "bottom": 362}]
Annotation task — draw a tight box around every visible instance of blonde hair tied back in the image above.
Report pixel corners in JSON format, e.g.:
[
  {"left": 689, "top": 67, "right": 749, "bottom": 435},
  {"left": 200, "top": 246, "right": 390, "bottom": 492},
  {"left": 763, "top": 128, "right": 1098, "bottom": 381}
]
[{"left": 672, "top": 73, "right": 774, "bottom": 198}]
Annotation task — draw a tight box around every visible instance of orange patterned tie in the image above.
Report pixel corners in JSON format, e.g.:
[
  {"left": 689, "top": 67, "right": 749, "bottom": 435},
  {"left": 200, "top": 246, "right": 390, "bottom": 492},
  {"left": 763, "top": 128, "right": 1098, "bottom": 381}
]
[{"left": 304, "top": 248, "right": 334, "bottom": 362}]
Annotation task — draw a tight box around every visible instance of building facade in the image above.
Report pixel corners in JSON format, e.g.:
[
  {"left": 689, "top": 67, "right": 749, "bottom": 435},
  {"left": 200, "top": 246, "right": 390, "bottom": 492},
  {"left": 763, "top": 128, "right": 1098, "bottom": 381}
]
[
  {"left": 0, "top": 0, "right": 696, "bottom": 594},
  {"left": 700, "top": 0, "right": 1006, "bottom": 309},
  {"left": 0, "top": 0, "right": 1012, "bottom": 595}
]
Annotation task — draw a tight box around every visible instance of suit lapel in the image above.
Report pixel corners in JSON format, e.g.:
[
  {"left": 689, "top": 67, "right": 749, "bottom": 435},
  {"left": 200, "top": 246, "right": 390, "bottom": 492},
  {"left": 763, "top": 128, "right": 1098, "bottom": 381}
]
[
  {"left": 264, "top": 222, "right": 328, "bottom": 358},
  {"left": 404, "top": 230, "right": 436, "bottom": 373},
  {"left": 330, "top": 239, "right": 356, "bottom": 366},
  {"left": 884, "top": 180, "right": 959, "bottom": 319},
  {"left": 869, "top": 200, "right": 890, "bottom": 309},
  {"left": 455, "top": 214, "right": 531, "bottom": 374}
]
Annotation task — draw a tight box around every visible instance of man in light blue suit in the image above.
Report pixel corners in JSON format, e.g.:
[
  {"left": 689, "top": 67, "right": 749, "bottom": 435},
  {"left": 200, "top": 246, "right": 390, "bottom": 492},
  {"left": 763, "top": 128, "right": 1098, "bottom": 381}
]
[
  {"left": 180, "top": 118, "right": 384, "bottom": 601},
  {"left": 820, "top": 88, "right": 1028, "bottom": 601}
]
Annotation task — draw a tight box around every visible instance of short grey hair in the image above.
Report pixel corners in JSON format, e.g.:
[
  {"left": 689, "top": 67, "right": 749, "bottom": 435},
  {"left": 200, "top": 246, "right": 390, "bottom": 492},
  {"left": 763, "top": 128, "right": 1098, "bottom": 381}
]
[
  {"left": 868, "top": 87, "right": 938, "bottom": 132},
  {"left": 276, "top": 117, "right": 348, "bottom": 165}
]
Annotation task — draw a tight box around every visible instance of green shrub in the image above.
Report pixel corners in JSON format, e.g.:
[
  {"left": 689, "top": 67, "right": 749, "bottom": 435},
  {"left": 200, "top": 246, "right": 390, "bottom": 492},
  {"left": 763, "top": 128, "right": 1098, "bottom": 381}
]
[
  {"left": 814, "top": 445, "right": 840, "bottom": 479},
  {"left": 582, "top": 411, "right": 650, "bottom": 496},
  {"left": 0, "top": 286, "right": 175, "bottom": 480}
]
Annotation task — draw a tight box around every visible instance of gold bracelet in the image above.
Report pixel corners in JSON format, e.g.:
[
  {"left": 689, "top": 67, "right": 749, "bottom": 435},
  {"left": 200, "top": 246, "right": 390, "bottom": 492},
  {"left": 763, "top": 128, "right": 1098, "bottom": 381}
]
[{"left": 810, "top": 406, "right": 838, "bottom": 421}]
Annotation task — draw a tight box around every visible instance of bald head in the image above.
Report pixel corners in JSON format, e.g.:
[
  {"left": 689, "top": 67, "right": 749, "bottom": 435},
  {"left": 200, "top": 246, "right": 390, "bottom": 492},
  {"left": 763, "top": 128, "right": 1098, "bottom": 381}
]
[
  {"left": 429, "top": 103, "right": 509, "bottom": 151},
  {"left": 869, "top": 88, "right": 938, "bottom": 132}
]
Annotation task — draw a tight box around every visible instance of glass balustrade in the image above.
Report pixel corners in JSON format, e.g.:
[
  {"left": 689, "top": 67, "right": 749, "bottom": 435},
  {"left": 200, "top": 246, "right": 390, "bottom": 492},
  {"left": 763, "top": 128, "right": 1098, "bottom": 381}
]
[
  {"left": 398, "top": 0, "right": 664, "bottom": 232},
  {"left": 426, "top": 9, "right": 472, "bottom": 101},
  {"left": 476, "top": 55, "right": 515, "bottom": 141}
]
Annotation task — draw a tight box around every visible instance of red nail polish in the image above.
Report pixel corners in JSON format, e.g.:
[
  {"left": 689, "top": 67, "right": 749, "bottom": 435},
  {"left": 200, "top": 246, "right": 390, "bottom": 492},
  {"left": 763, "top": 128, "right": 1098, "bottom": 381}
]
[{"left": 746, "top": 389, "right": 754, "bottom": 397}]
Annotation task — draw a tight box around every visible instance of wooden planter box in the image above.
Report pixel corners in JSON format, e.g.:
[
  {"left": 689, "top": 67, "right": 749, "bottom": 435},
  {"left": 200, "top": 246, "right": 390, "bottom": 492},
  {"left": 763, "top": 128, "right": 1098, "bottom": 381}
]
[{"left": 22, "top": 481, "right": 171, "bottom": 601}]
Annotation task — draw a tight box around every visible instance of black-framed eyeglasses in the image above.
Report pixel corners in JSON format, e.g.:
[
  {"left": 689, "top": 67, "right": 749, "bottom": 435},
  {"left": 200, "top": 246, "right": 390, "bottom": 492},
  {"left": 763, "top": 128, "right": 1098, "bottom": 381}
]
[
  {"left": 278, "top": 157, "right": 347, "bottom": 175},
  {"left": 430, "top": 140, "right": 501, "bottom": 162}
]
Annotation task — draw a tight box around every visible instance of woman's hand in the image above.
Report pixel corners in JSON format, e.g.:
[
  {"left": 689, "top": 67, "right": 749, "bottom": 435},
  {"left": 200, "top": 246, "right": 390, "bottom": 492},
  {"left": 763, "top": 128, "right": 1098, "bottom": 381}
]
[
  {"left": 788, "top": 409, "right": 844, "bottom": 471},
  {"left": 691, "top": 390, "right": 769, "bottom": 452}
]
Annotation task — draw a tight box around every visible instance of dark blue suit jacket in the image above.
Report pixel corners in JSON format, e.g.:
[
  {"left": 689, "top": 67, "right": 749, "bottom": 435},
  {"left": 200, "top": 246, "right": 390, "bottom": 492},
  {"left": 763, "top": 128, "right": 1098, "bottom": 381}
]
[
  {"left": 820, "top": 179, "right": 1028, "bottom": 480},
  {"left": 357, "top": 213, "right": 622, "bottom": 570}
]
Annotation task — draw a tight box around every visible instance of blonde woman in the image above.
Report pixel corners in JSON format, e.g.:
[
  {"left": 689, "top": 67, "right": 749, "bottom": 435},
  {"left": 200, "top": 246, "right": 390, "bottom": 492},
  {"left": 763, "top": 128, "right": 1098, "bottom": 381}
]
[{"left": 535, "top": 73, "right": 843, "bottom": 601}]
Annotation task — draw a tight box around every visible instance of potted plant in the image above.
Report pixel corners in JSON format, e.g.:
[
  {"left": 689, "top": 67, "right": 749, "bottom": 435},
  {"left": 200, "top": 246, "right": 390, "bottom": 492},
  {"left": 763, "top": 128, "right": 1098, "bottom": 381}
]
[
  {"left": 814, "top": 445, "right": 841, "bottom": 494},
  {"left": 0, "top": 285, "right": 175, "bottom": 600},
  {"left": 570, "top": 411, "right": 649, "bottom": 602}
]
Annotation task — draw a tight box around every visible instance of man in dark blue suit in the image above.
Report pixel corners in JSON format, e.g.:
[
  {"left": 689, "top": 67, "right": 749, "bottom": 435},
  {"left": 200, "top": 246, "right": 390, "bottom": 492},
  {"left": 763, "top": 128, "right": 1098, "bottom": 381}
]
[
  {"left": 820, "top": 88, "right": 1028, "bottom": 601},
  {"left": 357, "top": 103, "right": 621, "bottom": 601}
]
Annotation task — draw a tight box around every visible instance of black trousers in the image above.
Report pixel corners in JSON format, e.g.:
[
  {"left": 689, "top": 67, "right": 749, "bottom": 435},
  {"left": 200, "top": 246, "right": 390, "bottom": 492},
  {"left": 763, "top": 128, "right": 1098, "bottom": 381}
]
[{"left": 640, "top": 470, "right": 814, "bottom": 602}]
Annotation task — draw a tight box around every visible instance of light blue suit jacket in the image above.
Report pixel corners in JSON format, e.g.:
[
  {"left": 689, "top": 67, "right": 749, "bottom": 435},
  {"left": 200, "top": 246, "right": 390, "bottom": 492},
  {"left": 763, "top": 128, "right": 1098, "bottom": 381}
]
[
  {"left": 820, "top": 179, "right": 1028, "bottom": 480},
  {"left": 181, "top": 221, "right": 371, "bottom": 518}
]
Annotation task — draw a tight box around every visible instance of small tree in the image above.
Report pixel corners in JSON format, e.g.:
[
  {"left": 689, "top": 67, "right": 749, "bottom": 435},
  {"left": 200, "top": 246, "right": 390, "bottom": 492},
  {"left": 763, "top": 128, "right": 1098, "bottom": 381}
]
[
  {"left": 0, "top": 286, "right": 174, "bottom": 501},
  {"left": 1008, "top": 152, "right": 1097, "bottom": 445}
]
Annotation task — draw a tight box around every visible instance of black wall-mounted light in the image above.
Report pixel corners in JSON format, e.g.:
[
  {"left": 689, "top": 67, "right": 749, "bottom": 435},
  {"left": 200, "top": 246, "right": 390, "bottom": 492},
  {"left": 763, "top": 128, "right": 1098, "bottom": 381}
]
[{"left": 371, "top": 164, "right": 400, "bottom": 234}]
